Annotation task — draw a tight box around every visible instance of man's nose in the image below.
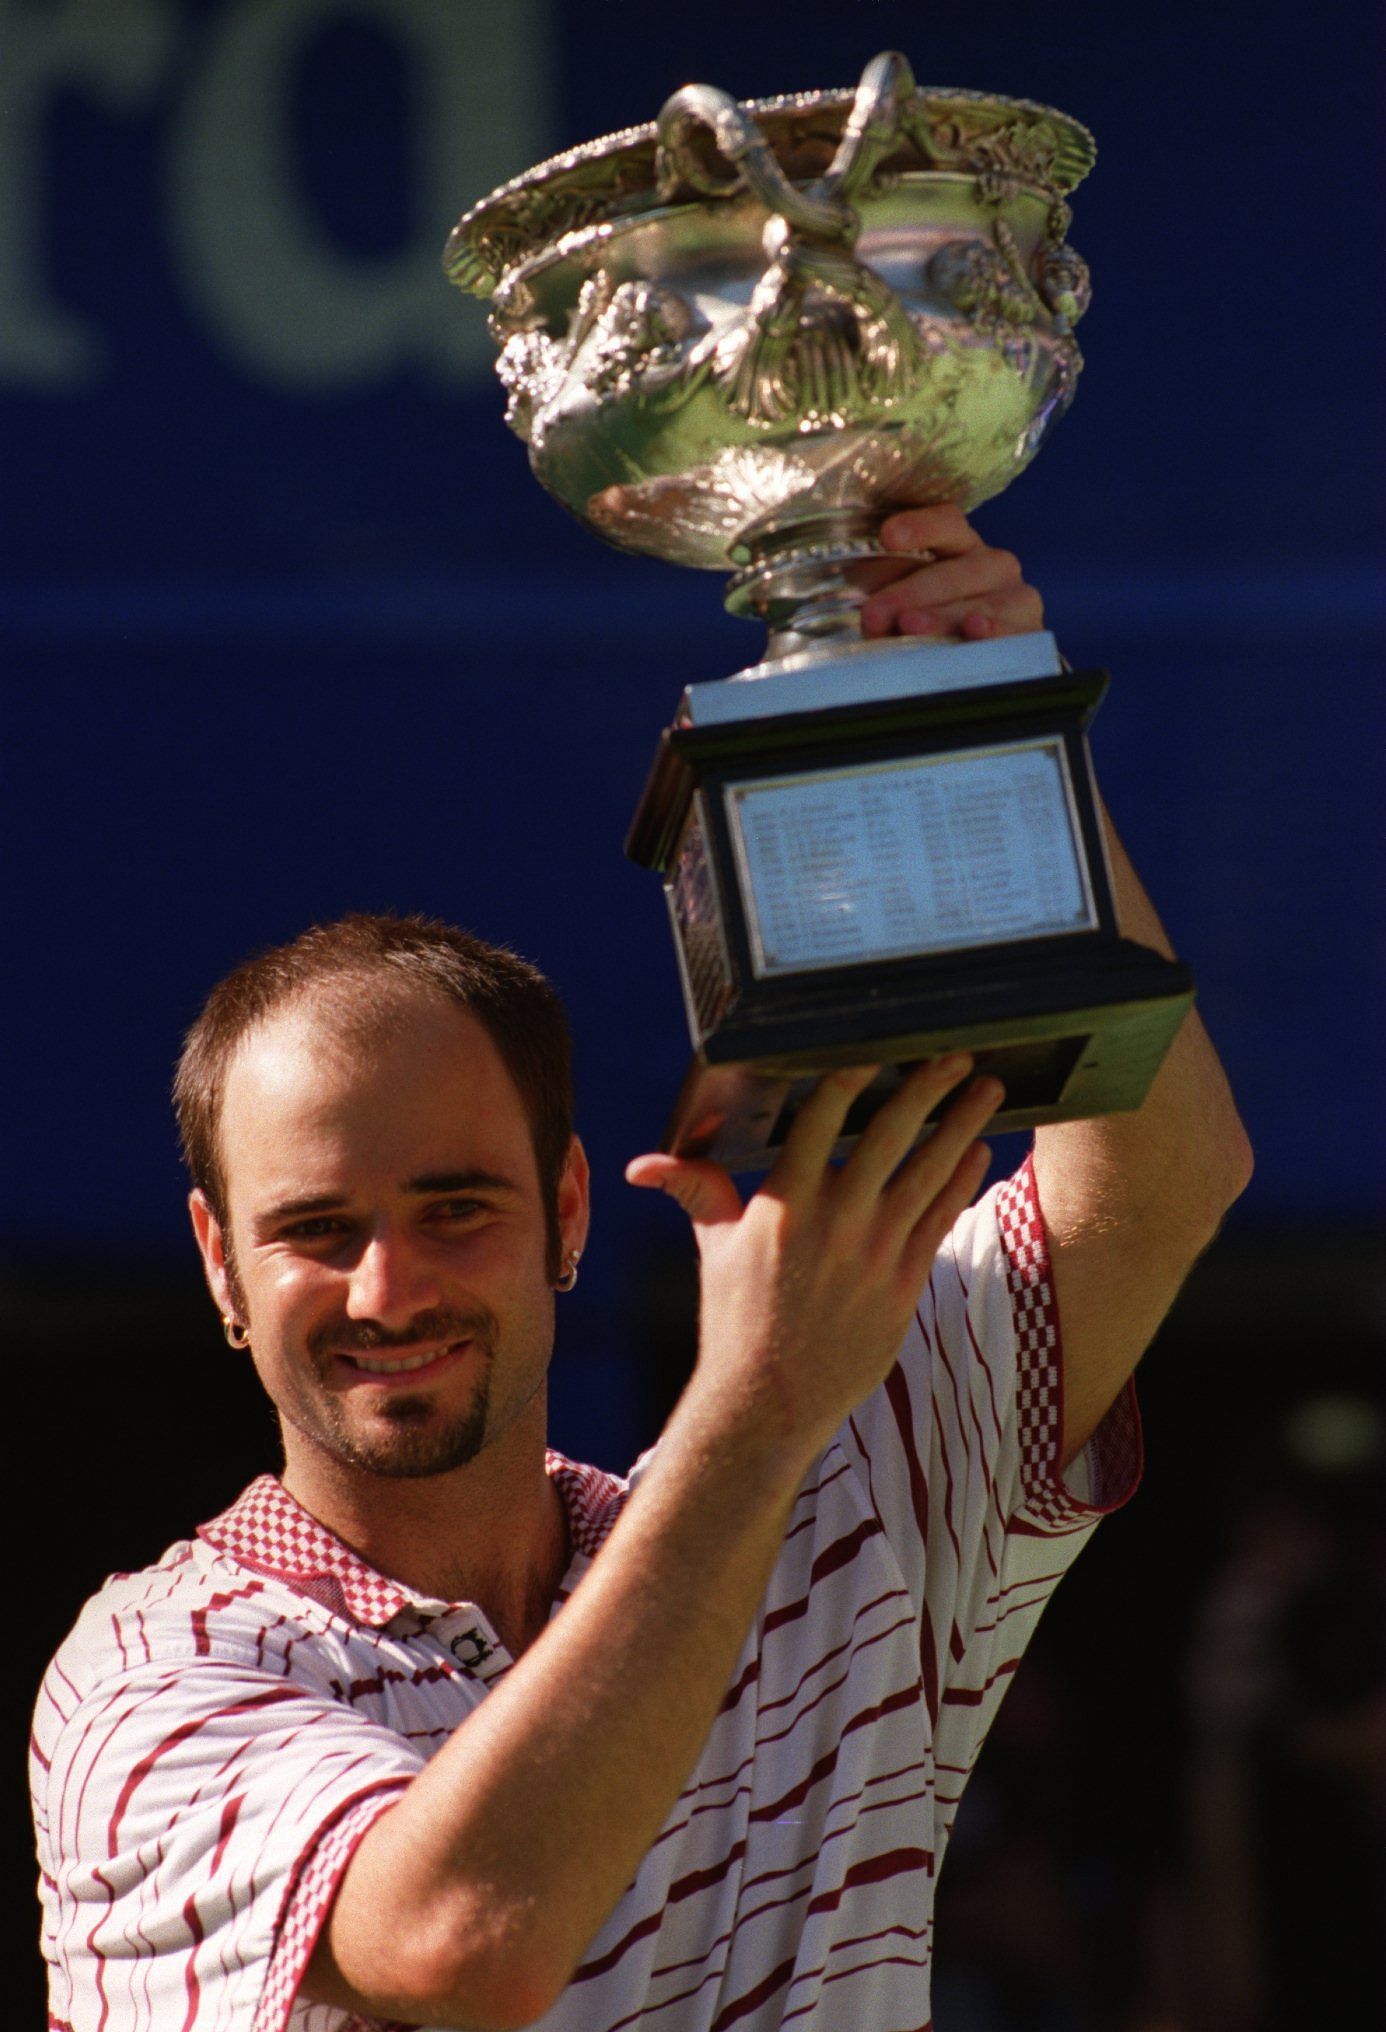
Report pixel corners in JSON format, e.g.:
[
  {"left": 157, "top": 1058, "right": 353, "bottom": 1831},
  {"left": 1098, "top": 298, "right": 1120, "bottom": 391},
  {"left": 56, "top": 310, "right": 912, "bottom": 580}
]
[{"left": 344, "top": 1227, "right": 441, "bottom": 1329}]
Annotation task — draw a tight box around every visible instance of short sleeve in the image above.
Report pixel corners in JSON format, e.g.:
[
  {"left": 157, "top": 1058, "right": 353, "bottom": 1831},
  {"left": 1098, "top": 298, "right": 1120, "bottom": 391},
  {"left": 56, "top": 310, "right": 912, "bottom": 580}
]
[
  {"left": 35, "top": 1652, "right": 422, "bottom": 2032},
  {"left": 838, "top": 1155, "right": 1142, "bottom": 1779}
]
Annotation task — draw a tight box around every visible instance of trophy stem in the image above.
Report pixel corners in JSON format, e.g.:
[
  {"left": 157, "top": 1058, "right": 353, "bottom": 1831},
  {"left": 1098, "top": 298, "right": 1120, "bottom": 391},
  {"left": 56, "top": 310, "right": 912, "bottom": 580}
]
[{"left": 724, "top": 511, "right": 902, "bottom": 658}]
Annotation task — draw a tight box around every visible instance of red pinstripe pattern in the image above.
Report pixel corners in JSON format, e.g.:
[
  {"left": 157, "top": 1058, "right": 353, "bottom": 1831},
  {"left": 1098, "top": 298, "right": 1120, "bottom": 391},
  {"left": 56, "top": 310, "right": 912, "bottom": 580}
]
[
  {"left": 708, "top": 1954, "right": 799, "bottom": 2030},
  {"left": 190, "top": 1581, "right": 268, "bottom": 1657},
  {"left": 32, "top": 1174, "right": 1141, "bottom": 2031},
  {"left": 882, "top": 1360, "right": 943, "bottom": 1723},
  {"left": 806, "top": 1844, "right": 935, "bottom": 1917},
  {"left": 717, "top": 1651, "right": 761, "bottom": 1718},
  {"left": 786, "top": 1948, "right": 935, "bottom": 2016},
  {"left": 107, "top": 1686, "right": 302, "bottom": 1854},
  {"left": 85, "top": 1862, "right": 114, "bottom": 2031},
  {"left": 941, "top": 1657, "right": 1023, "bottom": 1705},
  {"left": 177, "top": 1891, "right": 203, "bottom": 2031}
]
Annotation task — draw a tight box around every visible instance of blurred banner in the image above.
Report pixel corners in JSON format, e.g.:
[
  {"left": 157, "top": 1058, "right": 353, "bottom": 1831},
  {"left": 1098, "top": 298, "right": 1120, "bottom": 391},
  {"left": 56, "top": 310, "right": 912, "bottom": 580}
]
[
  {"left": 3, "top": 0, "right": 1382, "bottom": 1258},
  {"left": 1, "top": 0, "right": 548, "bottom": 578}
]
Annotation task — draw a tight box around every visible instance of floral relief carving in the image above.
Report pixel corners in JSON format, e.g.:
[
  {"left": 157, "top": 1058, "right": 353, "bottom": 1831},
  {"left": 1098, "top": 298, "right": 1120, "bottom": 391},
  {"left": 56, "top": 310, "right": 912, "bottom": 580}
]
[{"left": 583, "top": 280, "right": 703, "bottom": 401}]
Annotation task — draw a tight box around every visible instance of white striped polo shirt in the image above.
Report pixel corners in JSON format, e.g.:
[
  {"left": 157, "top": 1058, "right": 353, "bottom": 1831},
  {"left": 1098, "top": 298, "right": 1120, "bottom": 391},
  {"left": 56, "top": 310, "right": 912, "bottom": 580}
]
[{"left": 33, "top": 1159, "right": 1142, "bottom": 2031}]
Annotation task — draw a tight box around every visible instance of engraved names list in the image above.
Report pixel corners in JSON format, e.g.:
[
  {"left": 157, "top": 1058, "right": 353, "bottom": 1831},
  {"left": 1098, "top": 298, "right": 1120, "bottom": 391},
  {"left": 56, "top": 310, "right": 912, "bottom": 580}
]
[{"left": 729, "top": 741, "right": 1094, "bottom": 975}]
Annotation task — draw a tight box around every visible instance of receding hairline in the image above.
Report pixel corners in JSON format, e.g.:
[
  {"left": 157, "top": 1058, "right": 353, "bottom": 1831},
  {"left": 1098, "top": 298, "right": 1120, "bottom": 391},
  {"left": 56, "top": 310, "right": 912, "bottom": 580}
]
[
  {"left": 213, "top": 971, "right": 525, "bottom": 1150},
  {"left": 227, "top": 966, "right": 497, "bottom": 1059}
]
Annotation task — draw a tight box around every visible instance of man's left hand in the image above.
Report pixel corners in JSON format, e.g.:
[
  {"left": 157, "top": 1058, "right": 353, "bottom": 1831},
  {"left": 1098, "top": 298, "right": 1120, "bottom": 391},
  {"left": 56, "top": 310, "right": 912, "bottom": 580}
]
[{"left": 855, "top": 504, "right": 1045, "bottom": 643}]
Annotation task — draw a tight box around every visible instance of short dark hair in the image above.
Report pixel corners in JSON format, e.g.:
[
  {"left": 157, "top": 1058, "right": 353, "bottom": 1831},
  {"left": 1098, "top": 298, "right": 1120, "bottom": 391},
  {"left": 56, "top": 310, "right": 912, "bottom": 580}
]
[{"left": 174, "top": 914, "right": 574, "bottom": 1266}]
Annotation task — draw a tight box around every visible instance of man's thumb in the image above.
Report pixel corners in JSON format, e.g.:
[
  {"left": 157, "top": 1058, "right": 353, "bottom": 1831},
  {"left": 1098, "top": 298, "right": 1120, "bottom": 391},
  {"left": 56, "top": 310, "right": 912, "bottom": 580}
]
[{"left": 625, "top": 1153, "right": 744, "bottom": 1227}]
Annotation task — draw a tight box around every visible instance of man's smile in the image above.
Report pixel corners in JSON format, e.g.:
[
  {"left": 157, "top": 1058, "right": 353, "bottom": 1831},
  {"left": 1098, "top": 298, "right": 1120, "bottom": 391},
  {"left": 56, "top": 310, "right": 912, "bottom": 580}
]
[{"left": 332, "top": 1340, "right": 475, "bottom": 1384}]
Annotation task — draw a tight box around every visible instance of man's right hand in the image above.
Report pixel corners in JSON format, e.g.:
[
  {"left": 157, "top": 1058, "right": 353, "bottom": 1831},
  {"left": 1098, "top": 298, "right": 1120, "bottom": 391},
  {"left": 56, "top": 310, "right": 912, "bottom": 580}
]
[
  {"left": 626, "top": 1057, "right": 1003, "bottom": 1468},
  {"left": 307, "top": 1059, "right": 1000, "bottom": 2031}
]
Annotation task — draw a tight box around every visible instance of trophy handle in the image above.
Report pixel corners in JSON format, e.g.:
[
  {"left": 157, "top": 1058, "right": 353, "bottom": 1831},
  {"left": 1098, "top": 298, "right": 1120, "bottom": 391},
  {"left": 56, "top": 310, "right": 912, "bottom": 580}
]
[
  {"left": 656, "top": 53, "right": 932, "bottom": 647},
  {"left": 822, "top": 50, "right": 919, "bottom": 205},
  {"left": 655, "top": 49, "right": 916, "bottom": 226},
  {"left": 657, "top": 53, "right": 921, "bottom": 429},
  {"left": 655, "top": 88, "right": 847, "bottom": 237}
]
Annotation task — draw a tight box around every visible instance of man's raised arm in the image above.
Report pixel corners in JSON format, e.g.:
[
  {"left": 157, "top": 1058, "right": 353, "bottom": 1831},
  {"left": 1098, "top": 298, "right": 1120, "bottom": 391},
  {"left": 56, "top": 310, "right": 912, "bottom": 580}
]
[
  {"left": 1032, "top": 809, "right": 1253, "bottom": 1466},
  {"left": 857, "top": 502, "right": 1254, "bottom": 1469}
]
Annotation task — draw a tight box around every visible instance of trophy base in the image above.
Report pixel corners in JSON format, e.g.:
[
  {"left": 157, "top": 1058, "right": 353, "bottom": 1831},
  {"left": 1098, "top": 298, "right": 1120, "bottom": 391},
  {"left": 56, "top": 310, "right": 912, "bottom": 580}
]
[
  {"left": 627, "top": 639, "right": 1197, "bottom": 1169},
  {"left": 661, "top": 938, "right": 1194, "bottom": 1168}
]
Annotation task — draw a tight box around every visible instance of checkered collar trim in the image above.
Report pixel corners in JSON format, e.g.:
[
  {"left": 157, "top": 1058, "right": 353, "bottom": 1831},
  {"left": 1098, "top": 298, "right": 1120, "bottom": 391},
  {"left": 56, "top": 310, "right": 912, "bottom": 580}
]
[{"left": 198, "top": 1450, "right": 628, "bottom": 1629}]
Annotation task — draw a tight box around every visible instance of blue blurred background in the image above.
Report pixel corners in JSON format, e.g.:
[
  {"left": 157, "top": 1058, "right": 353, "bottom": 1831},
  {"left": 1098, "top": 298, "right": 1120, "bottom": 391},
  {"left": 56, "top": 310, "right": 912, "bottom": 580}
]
[{"left": 8, "top": 3, "right": 1382, "bottom": 2025}]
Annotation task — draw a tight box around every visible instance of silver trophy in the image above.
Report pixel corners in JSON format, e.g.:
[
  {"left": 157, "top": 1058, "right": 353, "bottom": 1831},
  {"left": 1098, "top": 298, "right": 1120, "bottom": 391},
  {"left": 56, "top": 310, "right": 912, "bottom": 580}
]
[{"left": 447, "top": 51, "right": 1192, "bottom": 1166}]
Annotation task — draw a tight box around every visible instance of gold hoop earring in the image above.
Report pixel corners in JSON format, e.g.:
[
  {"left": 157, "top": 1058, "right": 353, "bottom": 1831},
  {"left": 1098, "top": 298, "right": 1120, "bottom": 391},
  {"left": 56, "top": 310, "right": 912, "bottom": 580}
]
[
  {"left": 555, "top": 1249, "right": 581, "bottom": 1293},
  {"left": 222, "top": 1315, "right": 251, "bottom": 1350}
]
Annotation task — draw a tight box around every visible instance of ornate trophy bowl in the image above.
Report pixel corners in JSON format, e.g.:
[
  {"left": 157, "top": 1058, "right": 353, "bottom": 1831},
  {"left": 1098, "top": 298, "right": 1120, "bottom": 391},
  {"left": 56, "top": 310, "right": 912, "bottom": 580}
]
[
  {"left": 445, "top": 52, "right": 1094, "bottom": 639},
  {"left": 447, "top": 54, "right": 1193, "bottom": 1169}
]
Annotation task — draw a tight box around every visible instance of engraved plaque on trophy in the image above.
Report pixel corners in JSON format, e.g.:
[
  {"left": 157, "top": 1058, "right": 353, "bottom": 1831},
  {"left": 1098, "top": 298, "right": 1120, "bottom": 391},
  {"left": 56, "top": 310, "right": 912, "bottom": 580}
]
[{"left": 446, "top": 51, "right": 1193, "bottom": 1165}]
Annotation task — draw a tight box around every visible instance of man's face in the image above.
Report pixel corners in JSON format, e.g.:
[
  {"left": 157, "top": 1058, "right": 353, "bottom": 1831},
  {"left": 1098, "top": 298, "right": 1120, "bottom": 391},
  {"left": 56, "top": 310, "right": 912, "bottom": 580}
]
[{"left": 192, "top": 991, "right": 587, "bottom": 1485}]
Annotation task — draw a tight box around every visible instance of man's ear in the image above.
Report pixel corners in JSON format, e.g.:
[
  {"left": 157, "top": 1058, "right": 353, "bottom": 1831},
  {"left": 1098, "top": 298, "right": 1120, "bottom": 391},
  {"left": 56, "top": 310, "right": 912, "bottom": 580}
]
[
  {"left": 557, "top": 1135, "right": 592, "bottom": 1265},
  {"left": 189, "top": 1189, "right": 238, "bottom": 1323}
]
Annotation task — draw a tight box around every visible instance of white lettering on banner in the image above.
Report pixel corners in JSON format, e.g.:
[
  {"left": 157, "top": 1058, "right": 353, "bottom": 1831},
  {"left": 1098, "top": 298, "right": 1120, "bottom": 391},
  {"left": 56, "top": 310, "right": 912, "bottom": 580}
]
[
  {"left": 169, "top": 0, "right": 548, "bottom": 386},
  {"left": 0, "top": 1, "right": 175, "bottom": 384},
  {"left": 0, "top": 0, "right": 549, "bottom": 391}
]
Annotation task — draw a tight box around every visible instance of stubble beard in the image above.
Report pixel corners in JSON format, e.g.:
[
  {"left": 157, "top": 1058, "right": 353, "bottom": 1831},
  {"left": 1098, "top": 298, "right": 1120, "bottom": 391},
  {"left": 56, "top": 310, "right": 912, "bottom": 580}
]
[
  {"left": 224, "top": 1229, "right": 549, "bottom": 1481},
  {"left": 296, "top": 1305, "right": 503, "bottom": 1481}
]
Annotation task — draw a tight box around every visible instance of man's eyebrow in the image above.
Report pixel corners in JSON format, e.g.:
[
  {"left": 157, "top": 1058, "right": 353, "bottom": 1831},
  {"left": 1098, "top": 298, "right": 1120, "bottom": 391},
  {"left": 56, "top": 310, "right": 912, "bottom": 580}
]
[
  {"left": 406, "top": 1169, "right": 523, "bottom": 1197},
  {"left": 258, "top": 1193, "right": 347, "bottom": 1224},
  {"left": 255, "top": 1172, "right": 522, "bottom": 1226}
]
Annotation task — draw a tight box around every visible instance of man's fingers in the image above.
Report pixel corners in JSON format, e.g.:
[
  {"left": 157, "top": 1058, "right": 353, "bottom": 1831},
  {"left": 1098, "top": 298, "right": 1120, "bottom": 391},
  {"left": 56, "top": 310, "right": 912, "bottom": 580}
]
[
  {"left": 860, "top": 547, "right": 1028, "bottom": 637},
  {"left": 845, "top": 505, "right": 977, "bottom": 601},
  {"left": 843, "top": 549, "right": 938, "bottom": 598},
  {"left": 632, "top": 1057, "right": 998, "bottom": 1249},
  {"left": 900, "top": 1140, "right": 993, "bottom": 1289},
  {"left": 625, "top": 1153, "right": 745, "bottom": 1229},
  {"left": 849, "top": 508, "right": 1045, "bottom": 644},
  {"left": 892, "top": 585, "right": 1045, "bottom": 642},
  {"left": 837, "top": 1055, "right": 976, "bottom": 1199},
  {"left": 878, "top": 504, "right": 980, "bottom": 557},
  {"left": 865, "top": 587, "right": 1045, "bottom": 643},
  {"left": 765, "top": 1065, "right": 879, "bottom": 1195},
  {"left": 881, "top": 1078, "right": 1003, "bottom": 1220}
]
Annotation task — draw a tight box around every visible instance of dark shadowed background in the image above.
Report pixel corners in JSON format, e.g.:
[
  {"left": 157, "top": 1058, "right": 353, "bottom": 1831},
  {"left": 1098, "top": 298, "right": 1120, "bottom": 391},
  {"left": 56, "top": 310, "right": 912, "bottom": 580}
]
[{"left": 7, "top": 3, "right": 1382, "bottom": 2025}]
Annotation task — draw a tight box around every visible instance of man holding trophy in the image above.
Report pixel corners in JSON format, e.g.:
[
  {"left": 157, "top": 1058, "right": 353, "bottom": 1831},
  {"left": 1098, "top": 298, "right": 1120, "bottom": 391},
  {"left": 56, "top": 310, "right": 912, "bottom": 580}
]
[{"left": 33, "top": 55, "right": 1251, "bottom": 2032}]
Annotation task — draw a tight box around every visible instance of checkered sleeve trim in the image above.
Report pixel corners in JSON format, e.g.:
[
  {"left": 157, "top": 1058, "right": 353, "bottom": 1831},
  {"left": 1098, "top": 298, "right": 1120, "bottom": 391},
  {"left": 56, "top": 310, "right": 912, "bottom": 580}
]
[
  {"left": 996, "top": 1155, "right": 1142, "bottom": 1530},
  {"left": 253, "top": 1782, "right": 411, "bottom": 2032}
]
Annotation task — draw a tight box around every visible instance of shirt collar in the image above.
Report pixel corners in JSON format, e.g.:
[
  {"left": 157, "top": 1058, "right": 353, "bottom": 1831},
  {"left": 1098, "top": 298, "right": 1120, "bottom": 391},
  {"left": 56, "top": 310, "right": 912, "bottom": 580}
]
[{"left": 198, "top": 1449, "right": 627, "bottom": 1630}]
